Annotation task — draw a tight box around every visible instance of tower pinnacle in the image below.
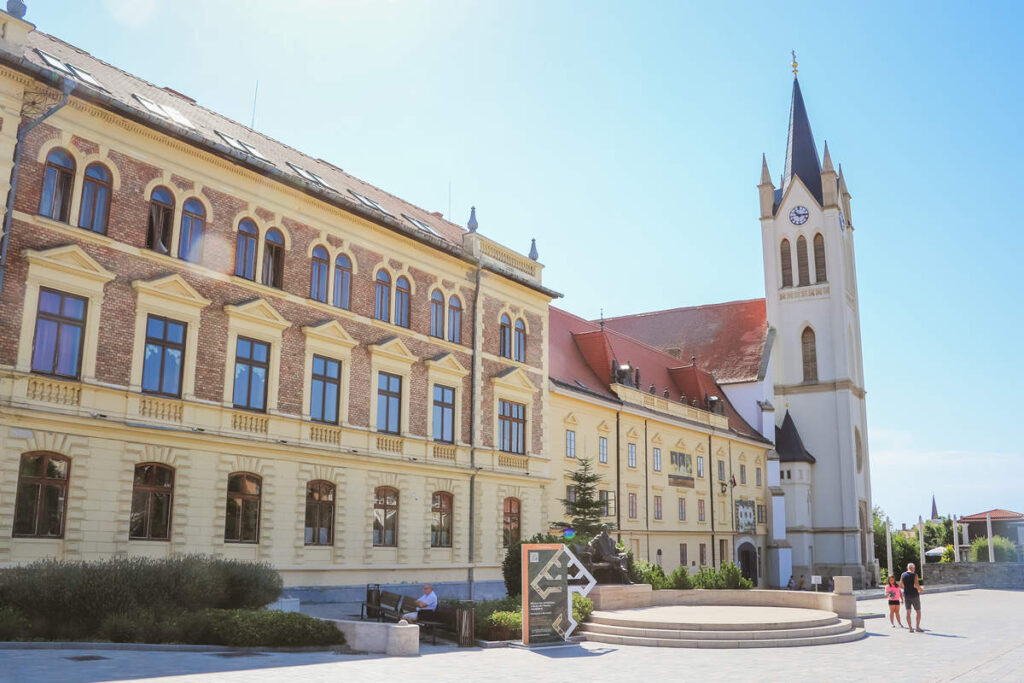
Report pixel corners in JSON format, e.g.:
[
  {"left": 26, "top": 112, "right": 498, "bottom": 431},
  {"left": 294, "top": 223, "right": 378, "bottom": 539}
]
[{"left": 791, "top": 50, "right": 798, "bottom": 77}]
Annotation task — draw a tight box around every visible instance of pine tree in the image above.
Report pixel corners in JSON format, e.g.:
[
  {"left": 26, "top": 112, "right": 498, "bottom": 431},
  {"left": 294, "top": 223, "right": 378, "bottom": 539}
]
[{"left": 556, "top": 458, "right": 609, "bottom": 538}]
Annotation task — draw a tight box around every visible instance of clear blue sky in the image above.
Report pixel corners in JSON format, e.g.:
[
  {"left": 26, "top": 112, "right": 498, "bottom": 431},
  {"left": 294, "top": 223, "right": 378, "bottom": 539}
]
[{"left": 26, "top": 1, "right": 1022, "bottom": 528}]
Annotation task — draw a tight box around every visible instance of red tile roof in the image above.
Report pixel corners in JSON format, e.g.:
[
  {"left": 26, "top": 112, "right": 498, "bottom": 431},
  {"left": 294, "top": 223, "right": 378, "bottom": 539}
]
[
  {"left": 549, "top": 308, "right": 767, "bottom": 441},
  {"left": 599, "top": 299, "right": 770, "bottom": 384},
  {"left": 959, "top": 509, "right": 1024, "bottom": 523}
]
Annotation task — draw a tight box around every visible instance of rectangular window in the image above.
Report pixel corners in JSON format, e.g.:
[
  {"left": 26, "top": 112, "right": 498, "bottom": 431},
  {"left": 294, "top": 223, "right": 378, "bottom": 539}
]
[
  {"left": 141, "top": 315, "right": 186, "bottom": 397},
  {"left": 740, "top": 464, "right": 747, "bottom": 485},
  {"left": 699, "top": 543, "right": 707, "bottom": 566},
  {"left": 310, "top": 355, "right": 341, "bottom": 424},
  {"left": 498, "top": 400, "right": 526, "bottom": 454},
  {"left": 304, "top": 480, "right": 335, "bottom": 545},
  {"left": 565, "top": 430, "right": 576, "bottom": 458},
  {"left": 431, "top": 492, "right": 453, "bottom": 548},
  {"left": 599, "top": 436, "right": 608, "bottom": 464},
  {"left": 680, "top": 543, "right": 688, "bottom": 567},
  {"left": 653, "top": 447, "right": 662, "bottom": 472},
  {"left": 31, "top": 288, "right": 87, "bottom": 379},
  {"left": 232, "top": 337, "right": 269, "bottom": 412},
  {"left": 599, "top": 490, "right": 613, "bottom": 517},
  {"left": 565, "top": 485, "right": 577, "bottom": 513},
  {"left": 757, "top": 504, "right": 766, "bottom": 524},
  {"left": 628, "top": 443, "right": 637, "bottom": 468},
  {"left": 718, "top": 460, "right": 726, "bottom": 481},
  {"left": 697, "top": 456, "right": 704, "bottom": 478},
  {"left": 698, "top": 499, "right": 706, "bottom": 522},
  {"left": 376, "top": 372, "right": 402, "bottom": 434},
  {"left": 432, "top": 384, "right": 455, "bottom": 443},
  {"left": 628, "top": 492, "right": 637, "bottom": 519},
  {"left": 653, "top": 495, "right": 662, "bottom": 520},
  {"left": 756, "top": 467, "right": 762, "bottom": 487},
  {"left": 678, "top": 497, "right": 686, "bottom": 521}
]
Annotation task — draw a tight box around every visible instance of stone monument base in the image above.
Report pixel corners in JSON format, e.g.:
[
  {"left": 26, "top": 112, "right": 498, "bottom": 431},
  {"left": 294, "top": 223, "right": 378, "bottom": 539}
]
[{"left": 588, "top": 583, "right": 653, "bottom": 611}]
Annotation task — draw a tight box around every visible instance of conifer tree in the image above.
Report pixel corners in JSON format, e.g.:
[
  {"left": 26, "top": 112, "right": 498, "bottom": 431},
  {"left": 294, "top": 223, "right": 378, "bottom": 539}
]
[{"left": 556, "top": 458, "right": 609, "bottom": 538}]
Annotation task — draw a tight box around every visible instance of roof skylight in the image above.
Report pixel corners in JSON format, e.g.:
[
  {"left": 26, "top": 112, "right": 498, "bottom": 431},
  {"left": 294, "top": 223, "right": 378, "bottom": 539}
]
[
  {"left": 67, "top": 65, "right": 103, "bottom": 90},
  {"left": 36, "top": 50, "right": 106, "bottom": 90},
  {"left": 133, "top": 94, "right": 194, "bottom": 128},
  {"left": 402, "top": 213, "right": 440, "bottom": 237},
  {"left": 216, "top": 131, "right": 271, "bottom": 163},
  {"left": 36, "top": 49, "right": 73, "bottom": 75},
  {"left": 287, "top": 162, "right": 336, "bottom": 191},
  {"left": 348, "top": 190, "right": 393, "bottom": 217}
]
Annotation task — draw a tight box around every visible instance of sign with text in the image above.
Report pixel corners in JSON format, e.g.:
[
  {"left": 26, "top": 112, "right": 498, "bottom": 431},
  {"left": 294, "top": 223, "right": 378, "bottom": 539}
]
[
  {"left": 521, "top": 543, "right": 596, "bottom": 645},
  {"left": 669, "top": 451, "right": 695, "bottom": 489}
]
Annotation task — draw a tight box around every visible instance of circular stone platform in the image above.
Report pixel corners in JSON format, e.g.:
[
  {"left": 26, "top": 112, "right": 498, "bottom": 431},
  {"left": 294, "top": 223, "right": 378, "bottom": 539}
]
[{"left": 590, "top": 605, "right": 838, "bottom": 631}]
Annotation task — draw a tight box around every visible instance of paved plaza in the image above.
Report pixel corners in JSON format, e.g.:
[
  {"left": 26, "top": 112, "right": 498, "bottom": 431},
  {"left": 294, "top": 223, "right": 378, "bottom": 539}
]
[{"left": 2, "top": 589, "right": 1022, "bottom": 683}]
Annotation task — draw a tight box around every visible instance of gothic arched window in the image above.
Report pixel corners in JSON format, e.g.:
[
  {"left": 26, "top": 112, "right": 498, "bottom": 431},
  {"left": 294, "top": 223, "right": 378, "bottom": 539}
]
[
  {"left": 310, "top": 246, "right": 329, "bottom": 302},
  {"left": 394, "top": 276, "right": 410, "bottom": 328},
  {"left": 796, "top": 236, "right": 810, "bottom": 286},
  {"left": 429, "top": 290, "right": 445, "bottom": 338},
  {"left": 499, "top": 314, "right": 512, "bottom": 358},
  {"left": 780, "top": 238, "right": 793, "bottom": 288},
  {"left": 801, "top": 327, "right": 818, "bottom": 383},
  {"left": 813, "top": 233, "right": 827, "bottom": 283}
]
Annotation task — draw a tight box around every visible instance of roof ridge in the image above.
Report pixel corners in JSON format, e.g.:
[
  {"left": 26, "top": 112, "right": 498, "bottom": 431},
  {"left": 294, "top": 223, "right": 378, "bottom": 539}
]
[
  {"left": 600, "top": 297, "right": 766, "bottom": 322},
  {"left": 31, "top": 31, "right": 467, "bottom": 238}
]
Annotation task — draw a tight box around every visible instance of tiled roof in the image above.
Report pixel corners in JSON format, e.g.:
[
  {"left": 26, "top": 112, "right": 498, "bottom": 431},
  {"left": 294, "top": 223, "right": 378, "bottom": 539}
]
[
  {"left": 775, "top": 411, "right": 815, "bottom": 463},
  {"left": 549, "top": 307, "right": 767, "bottom": 441},
  {"left": 599, "top": 298, "right": 770, "bottom": 384},
  {"left": 959, "top": 509, "right": 1024, "bottom": 523},
  {"left": 16, "top": 31, "right": 469, "bottom": 247}
]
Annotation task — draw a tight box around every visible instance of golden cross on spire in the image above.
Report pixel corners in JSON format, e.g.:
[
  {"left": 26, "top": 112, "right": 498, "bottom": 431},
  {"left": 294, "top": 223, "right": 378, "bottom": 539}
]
[{"left": 791, "top": 50, "right": 798, "bottom": 77}]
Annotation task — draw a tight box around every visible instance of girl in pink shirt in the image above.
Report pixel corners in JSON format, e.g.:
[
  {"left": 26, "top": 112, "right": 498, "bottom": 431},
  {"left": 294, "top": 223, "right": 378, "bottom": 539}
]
[{"left": 885, "top": 575, "right": 904, "bottom": 628}]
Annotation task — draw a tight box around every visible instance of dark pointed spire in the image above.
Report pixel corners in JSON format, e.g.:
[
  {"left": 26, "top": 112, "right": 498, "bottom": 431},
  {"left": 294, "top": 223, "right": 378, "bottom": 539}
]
[
  {"left": 528, "top": 238, "right": 538, "bottom": 261},
  {"left": 467, "top": 206, "right": 478, "bottom": 232},
  {"left": 783, "top": 77, "right": 823, "bottom": 205}
]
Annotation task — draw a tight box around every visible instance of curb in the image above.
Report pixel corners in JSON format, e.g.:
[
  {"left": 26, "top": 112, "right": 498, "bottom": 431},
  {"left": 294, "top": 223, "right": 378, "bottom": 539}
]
[
  {"left": 854, "top": 584, "right": 977, "bottom": 601},
  {"left": 0, "top": 641, "right": 352, "bottom": 654}
]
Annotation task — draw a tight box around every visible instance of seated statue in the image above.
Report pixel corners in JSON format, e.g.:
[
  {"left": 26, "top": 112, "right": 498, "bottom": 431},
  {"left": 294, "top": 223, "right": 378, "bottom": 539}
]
[{"left": 583, "top": 524, "right": 631, "bottom": 584}]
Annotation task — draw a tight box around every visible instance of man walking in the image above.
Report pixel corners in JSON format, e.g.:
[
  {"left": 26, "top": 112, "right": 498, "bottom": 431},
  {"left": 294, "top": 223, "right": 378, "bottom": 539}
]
[{"left": 901, "top": 562, "right": 924, "bottom": 632}]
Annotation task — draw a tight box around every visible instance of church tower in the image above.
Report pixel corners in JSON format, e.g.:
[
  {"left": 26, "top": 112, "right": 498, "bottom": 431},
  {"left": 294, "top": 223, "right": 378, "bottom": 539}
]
[{"left": 758, "top": 62, "right": 875, "bottom": 587}]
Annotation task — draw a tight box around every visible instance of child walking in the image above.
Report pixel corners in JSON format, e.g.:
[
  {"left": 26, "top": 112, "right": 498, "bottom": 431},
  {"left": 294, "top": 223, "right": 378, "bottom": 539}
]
[{"left": 884, "top": 575, "right": 904, "bottom": 628}]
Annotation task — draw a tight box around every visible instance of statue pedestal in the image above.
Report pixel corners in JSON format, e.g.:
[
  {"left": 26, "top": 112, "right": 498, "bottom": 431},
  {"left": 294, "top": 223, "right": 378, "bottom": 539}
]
[{"left": 589, "top": 583, "right": 652, "bottom": 611}]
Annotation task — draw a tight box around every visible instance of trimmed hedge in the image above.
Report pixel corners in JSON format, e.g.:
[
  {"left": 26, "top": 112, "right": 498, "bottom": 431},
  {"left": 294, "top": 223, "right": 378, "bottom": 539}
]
[{"left": 635, "top": 562, "right": 753, "bottom": 590}]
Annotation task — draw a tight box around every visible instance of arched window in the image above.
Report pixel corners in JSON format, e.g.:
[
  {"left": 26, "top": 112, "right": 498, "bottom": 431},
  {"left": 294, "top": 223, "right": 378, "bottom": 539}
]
[
  {"left": 333, "top": 254, "right": 352, "bottom": 310},
  {"left": 429, "top": 290, "right": 445, "bottom": 338},
  {"left": 234, "top": 219, "right": 258, "bottom": 280},
  {"left": 79, "top": 163, "right": 111, "bottom": 234},
  {"left": 224, "top": 472, "right": 261, "bottom": 543},
  {"left": 262, "top": 228, "right": 285, "bottom": 288},
  {"left": 130, "top": 463, "right": 174, "bottom": 540},
  {"left": 431, "top": 491, "right": 453, "bottom": 548},
  {"left": 499, "top": 314, "right": 512, "bottom": 358},
  {"left": 514, "top": 319, "right": 526, "bottom": 362},
  {"left": 13, "top": 452, "right": 70, "bottom": 538},
  {"left": 801, "top": 327, "right": 818, "bottom": 383},
  {"left": 503, "top": 497, "right": 521, "bottom": 547},
  {"left": 373, "top": 486, "right": 399, "bottom": 547},
  {"left": 305, "top": 480, "right": 335, "bottom": 546},
  {"left": 780, "top": 239, "right": 793, "bottom": 288},
  {"left": 310, "top": 246, "right": 329, "bottom": 302},
  {"left": 796, "top": 235, "right": 810, "bottom": 286},
  {"left": 39, "top": 149, "right": 74, "bottom": 222},
  {"left": 394, "top": 276, "right": 410, "bottom": 328},
  {"left": 448, "top": 296, "right": 462, "bottom": 344},
  {"left": 374, "top": 270, "right": 391, "bottom": 321},
  {"left": 147, "top": 187, "right": 174, "bottom": 254},
  {"left": 179, "top": 199, "right": 205, "bottom": 263},
  {"left": 813, "top": 233, "right": 827, "bottom": 283}
]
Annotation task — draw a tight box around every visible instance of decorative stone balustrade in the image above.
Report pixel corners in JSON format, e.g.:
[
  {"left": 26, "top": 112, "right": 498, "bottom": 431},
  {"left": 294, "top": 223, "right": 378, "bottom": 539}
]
[
  {"left": 232, "top": 411, "right": 269, "bottom": 434},
  {"left": 310, "top": 424, "right": 342, "bottom": 445},
  {"left": 139, "top": 395, "right": 183, "bottom": 422},
  {"left": 376, "top": 435, "right": 403, "bottom": 454},
  {"left": 26, "top": 376, "right": 81, "bottom": 406},
  {"left": 431, "top": 444, "right": 456, "bottom": 461},
  {"left": 497, "top": 452, "right": 529, "bottom": 471}
]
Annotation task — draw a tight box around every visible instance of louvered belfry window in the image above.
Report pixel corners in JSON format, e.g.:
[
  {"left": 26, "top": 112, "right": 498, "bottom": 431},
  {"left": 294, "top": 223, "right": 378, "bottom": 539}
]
[
  {"left": 796, "top": 236, "right": 810, "bottom": 286},
  {"left": 813, "top": 233, "right": 827, "bottom": 283},
  {"left": 780, "top": 239, "right": 793, "bottom": 287},
  {"left": 801, "top": 327, "right": 818, "bottom": 383}
]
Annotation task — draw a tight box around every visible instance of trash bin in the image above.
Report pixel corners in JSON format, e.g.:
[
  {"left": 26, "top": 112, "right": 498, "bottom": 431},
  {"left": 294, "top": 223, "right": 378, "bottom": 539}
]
[
  {"left": 455, "top": 606, "right": 475, "bottom": 647},
  {"left": 366, "top": 583, "right": 381, "bottom": 619}
]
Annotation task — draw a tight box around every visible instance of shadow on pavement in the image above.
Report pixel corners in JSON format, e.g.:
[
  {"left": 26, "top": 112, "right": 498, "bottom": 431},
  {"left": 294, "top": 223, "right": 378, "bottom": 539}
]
[{"left": 528, "top": 644, "right": 615, "bottom": 659}]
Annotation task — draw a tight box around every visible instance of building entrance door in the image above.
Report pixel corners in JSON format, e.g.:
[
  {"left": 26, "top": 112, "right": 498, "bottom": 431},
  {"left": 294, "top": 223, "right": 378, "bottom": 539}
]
[{"left": 737, "top": 542, "right": 758, "bottom": 584}]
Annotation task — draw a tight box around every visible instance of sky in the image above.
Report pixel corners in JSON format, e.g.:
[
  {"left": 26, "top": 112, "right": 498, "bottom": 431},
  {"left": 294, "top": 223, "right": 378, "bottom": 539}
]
[{"left": 23, "top": 0, "right": 1023, "bottom": 528}]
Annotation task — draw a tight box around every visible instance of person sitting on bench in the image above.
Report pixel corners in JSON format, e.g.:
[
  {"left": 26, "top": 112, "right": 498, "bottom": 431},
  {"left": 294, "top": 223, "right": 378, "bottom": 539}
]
[{"left": 402, "top": 583, "right": 438, "bottom": 622}]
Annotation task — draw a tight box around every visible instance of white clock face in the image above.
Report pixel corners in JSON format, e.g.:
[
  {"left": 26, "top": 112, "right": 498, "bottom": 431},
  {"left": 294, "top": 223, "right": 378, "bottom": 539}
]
[{"left": 789, "top": 206, "right": 809, "bottom": 225}]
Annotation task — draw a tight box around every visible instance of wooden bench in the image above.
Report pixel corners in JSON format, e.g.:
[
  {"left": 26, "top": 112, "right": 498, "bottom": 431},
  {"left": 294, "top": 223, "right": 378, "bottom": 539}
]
[
  {"left": 415, "top": 604, "right": 458, "bottom": 645},
  {"left": 361, "top": 590, "right": 406, "bottom": 622}
]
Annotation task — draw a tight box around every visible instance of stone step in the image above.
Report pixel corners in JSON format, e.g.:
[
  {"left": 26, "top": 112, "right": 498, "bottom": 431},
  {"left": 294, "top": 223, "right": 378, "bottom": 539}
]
[
  {"left": 581, "top": 618, "right": 853, "bottom": 641},
  {"left": 582, "top": 625, "right": 867, "bottom": 649},
  {"left": 589, "top": 612, "right": 840, "bottom": 632}
]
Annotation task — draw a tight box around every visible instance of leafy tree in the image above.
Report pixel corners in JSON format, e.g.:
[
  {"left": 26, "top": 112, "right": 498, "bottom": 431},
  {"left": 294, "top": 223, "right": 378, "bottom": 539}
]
[
  {"left": 555, "top": 458, "right": 609, "bottom": 538},
  {"left": 923, "top": 518, "right": 953, "bottom": 549},
  {"left": 969, "top": 535, "right": 1019, "bottom": 562},
  {"left": 500, "top": 532, "right": 562, "bottom": 596}
]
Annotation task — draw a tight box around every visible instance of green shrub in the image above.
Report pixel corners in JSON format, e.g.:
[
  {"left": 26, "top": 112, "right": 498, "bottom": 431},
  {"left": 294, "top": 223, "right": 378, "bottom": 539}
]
[
  {"left": 97, "top": 609, "right": 343, "bottom": 647},
  {"left": 471, "top": 595, "right": 522, "bottom": 637},
  {"left": 940, "top": 545, "right": 956, "bottom": 563},
  {"left": 572, "top": 593, "right": 594, "bottom": 623},
  {"left": 969, "top": 535, "right": 1019, "bottom": 563},
  {"left": 718, "top": 562, "right": 754, "bottom": 589},
  {"left": 691, "top": 567, "right": 723, "bottom": 590},
  {"left": 633, "top": 559, "right": 670, "bottom": 589},
  {"left": 501, "top": 533, "right": 563, "bottom": 597},
  {"left": 485, "top": 610, "right": 522, "bottom": 641},
  {"left": 0, "top": 606, "right": 25, "bottom": 640},
  {"left": 667, "top": 566, "right": 692, "bottom": 590}
]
